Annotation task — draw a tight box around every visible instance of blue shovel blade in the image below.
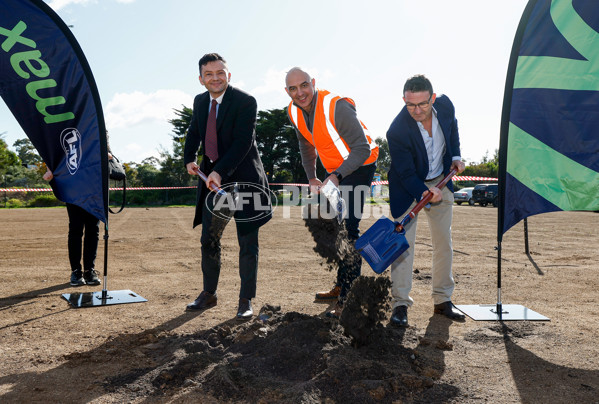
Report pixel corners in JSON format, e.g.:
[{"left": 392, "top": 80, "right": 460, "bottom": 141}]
[{"left": 355, "top": 217, "right": 410, "bottom": 274}]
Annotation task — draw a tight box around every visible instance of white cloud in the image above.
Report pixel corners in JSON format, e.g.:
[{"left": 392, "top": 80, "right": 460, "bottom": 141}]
[
  {"left": 104, "top": 89, "right": 194, "bottom": 130},
  {"left": 251, "top": 68, "right": 287, "bottom": 96}
]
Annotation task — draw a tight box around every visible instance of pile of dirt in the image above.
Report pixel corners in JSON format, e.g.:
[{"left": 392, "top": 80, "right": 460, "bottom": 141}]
[{"left": 102, "top": 304, "right": 460, "bottom": 403}]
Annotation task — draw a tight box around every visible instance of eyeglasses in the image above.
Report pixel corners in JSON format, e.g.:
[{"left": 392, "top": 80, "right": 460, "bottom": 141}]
[{"left": 405, "top": 96, "right": 432, "bottom": 111}]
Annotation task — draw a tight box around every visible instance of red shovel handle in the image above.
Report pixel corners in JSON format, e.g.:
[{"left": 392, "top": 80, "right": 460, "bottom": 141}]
[
  {"left": 193, "top": 167, "right": 226, "bottom": 196},
  {"left": 395, "top": 168, "right": 457, "bottom": 232}
]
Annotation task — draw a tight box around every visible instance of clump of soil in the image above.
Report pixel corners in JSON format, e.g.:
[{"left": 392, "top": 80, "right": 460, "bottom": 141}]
[
  {"left": 303, "top": 217, "right": 354, "bottom": 272},
  {"left": 302, "top": 198, "right": 355, "bottom": 272},
  {"left": 103, "top": 304, "right": 459, "bottom": 403},
  {"left": 341, "top": 276, "right": 392, "bottom": 346}
]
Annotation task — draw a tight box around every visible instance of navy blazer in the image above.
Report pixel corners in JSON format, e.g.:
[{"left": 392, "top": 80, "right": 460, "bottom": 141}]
[
  {"left": 386, "top": 95, "right": 461, "bottom": 218},
  {"left": 183, "top": 85, "right": 272, "bottom": 232}
]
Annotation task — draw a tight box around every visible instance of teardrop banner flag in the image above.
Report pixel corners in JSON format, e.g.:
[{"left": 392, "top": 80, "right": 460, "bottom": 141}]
[
  {"left": 498, "top": 0, "right": 599, "bottom": 237},
  {"left": 0, "top": 0, "right": 108, "bottom": 222},
  {"left": 456, "top": 0, "right": 598, "bottom": 321}
]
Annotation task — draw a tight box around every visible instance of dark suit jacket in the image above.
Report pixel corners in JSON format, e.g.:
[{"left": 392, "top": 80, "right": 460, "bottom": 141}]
[
  {"left": 386, "top": 95, "right": 461, "bottom": 218},
  {"left": 183, "top": 85, "right": 272, "bottom": 233}
]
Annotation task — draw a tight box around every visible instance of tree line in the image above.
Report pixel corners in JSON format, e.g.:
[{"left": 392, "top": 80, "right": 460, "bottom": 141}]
[{"left": 1, "top": 107, "right": 497, "bottom": 206}]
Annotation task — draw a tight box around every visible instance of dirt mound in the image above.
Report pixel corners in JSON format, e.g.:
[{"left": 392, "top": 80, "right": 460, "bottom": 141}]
[{"left": 102, "top": 304, "right": 459, "bottom": 403}]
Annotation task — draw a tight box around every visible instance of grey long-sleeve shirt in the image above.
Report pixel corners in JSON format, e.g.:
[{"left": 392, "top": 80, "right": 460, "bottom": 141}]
[{"left": 295, "top": 91, "right": 372, "bottom": 180}]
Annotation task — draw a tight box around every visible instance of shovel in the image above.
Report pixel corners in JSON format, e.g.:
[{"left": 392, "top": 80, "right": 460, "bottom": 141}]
[
  {"left": 194, "top": 167, "right": 238, "bottom": 221},
  {"left": 193, "top": 167, "right": 227, "bottom": 196},
  {"left": 355, "top": 169, "right": 457, "bottom": 274}
]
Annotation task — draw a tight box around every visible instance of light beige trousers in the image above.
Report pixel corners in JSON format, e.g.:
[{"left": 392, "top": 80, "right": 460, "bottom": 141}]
[{"left": 390, "top": 181, "right": 455, "bottom": 308}]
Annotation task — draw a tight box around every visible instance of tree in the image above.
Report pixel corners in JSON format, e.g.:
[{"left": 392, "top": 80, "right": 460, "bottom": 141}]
[
  {"left": 162, "top": 106, "right": 194, "bottom": 186},
  {"left": 1, "top": 135, "right": 19, "bottom": 171},
  {"left": 256, "top": 109, "right": 287, "bottom": 181},
  {"left": 135, "top": 159, "right": 161, "bottom": 187},
  {"left": 255, "top": 108, "right": 303, "bottom": 182},
  {"left": 374, "top": 137, "right": 391, "bottom": 179},
  {"left": 13, "top": 138, "right": 41, "bottom": 166},
  {"left": 1, "top": 134, "right": 20, "bottom": 187},
  {"left": 2, "top": 164, "right": 45, "bottom": 187},
  {"left": 463, "top": 149, "right": 499, "bottom": 178}
]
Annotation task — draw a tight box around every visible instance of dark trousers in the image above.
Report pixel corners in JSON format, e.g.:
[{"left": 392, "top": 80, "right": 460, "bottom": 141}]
[
  {"left": 200, "top": 194, "right": 259, "bottom": 299},
  {"left": 335, "top": 163, "right": 377, "bottom": 300},
  {"left": 66, "top": 203, "right": 100, "bottom": 272}
]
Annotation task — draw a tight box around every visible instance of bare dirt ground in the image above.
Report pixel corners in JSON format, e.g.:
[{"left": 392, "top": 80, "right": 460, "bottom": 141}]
[{"left": 0, "top": 204, "right": 598, "bottom": 403}]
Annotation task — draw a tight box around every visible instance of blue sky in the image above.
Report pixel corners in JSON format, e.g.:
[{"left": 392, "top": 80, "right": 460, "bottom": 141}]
[{"left": 1, "top": 0, "right": 528, "bottom": 165}]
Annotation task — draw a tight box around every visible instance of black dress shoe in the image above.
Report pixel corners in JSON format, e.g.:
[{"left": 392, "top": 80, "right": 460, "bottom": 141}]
[
  {"left": 434, "top": 301, "right": 466, "bottom": 321},
  {"left": 237, "top": 298, "right": 253, "bottom": 319},
  {"left": 390, "top": 305, "right": 408, "bottom": 327},
  {"left": 186, "top": 291, "right": 217, "bottom": 311}
]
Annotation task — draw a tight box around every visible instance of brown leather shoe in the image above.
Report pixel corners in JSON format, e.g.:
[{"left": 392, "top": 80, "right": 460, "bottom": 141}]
[
  {"left": 315, "top": 285, "right": 341, "bottom": 301},
  {"left": 186, "top": 291, "right": 217, "bottom": 311},
  {"left": 237, "top": 298, "right": 253, "bottom": 319},
  {"left": 434, "top": 301, "right": 465, "bottom": 321}
]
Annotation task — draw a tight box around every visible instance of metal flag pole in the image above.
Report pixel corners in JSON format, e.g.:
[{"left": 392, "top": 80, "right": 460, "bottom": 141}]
[
  {"left": 523, "top": 218, "right": 530, "bottom": 255},
  {"left": 61, "top": 177, "right": 147, "bottom": 308}
]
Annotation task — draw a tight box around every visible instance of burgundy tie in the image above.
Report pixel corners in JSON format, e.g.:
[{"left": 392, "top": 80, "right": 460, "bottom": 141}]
[{"left": 205, "top": 99, "right": 218, "bottom": 161}]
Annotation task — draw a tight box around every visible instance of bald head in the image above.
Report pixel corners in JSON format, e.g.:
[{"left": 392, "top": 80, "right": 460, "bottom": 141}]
[
  {"left": 284, "top": 67, "right": 316, "bottom": 112},
  {"left": 285, "top": 67, "right": 311, "bottom": 88}
]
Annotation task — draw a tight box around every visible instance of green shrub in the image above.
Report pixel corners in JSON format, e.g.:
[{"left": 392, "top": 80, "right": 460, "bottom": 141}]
[
  {"left": 6, "top": 198, "right": 23, "bottom": 208},
  {"left": 28, "top": 194, "right": 63, "bottom": 207}
]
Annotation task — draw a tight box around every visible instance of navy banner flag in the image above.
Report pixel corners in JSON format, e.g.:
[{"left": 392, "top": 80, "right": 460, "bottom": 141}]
[
  {"left": 0, "top": 0, "right": 108, "bottom": 223},
  {"left": 498, "top": 0, "right": 599, "bottom": 239}
]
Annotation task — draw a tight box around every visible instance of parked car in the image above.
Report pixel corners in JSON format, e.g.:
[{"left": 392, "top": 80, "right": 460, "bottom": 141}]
[
  {"left": 472, "top": 184, "right": 499, "bottom": 207},
  {"left": 453, "top": 187, "right": 474, "bottom": 205}
]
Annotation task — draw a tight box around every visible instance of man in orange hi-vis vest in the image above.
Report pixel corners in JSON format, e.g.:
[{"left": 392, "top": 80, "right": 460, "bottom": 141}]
[{"left": 285, "top": 67, "right": 379, "bottom": 318}]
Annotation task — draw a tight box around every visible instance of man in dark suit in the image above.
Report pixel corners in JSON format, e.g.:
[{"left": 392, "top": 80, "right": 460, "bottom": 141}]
[
  {"left": 386, "top": 74, "right": 466, "bottom": 327},
  {"left": 183, "top": 53, "right": 272, "bottom": 319}
]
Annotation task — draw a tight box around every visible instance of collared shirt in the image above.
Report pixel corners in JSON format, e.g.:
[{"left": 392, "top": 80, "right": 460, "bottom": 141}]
[
  {"left": 417, "top": 107, "right": 460, "bottom": 180},
  {"left": 418, "top": 107, "right": 445, "bottom": 180},
  {"left": 209, "top": 90, "right": 226, "bottom": 115}
]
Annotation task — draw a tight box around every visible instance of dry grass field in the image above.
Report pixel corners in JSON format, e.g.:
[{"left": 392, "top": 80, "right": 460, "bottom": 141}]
[{"left": 0, "top": 204, "right": 598, "bottom": 403}]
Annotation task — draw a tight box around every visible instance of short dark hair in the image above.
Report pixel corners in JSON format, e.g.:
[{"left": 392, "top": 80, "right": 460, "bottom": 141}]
[
  {"left": 403, "top": 74, "right": 433, "bottom": 96},
  {"left": 198, "top": 53, "right": 227, "bottom": 76}
]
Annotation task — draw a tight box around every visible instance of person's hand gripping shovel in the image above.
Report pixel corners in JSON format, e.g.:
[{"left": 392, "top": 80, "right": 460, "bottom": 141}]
[
  {"left": 320, "top": 180, "right": 346, "bottom": 224},
  {"left": 355, "top": 169, "right": 457, "bottom": 274},
  {"left": 193, "top": 167, "right": 238, "bottom": 222}
]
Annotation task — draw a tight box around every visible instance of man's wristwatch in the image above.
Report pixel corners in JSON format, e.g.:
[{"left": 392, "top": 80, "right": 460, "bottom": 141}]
[{"left": 331, "top": 170, "right": 343, "bottom": 182}]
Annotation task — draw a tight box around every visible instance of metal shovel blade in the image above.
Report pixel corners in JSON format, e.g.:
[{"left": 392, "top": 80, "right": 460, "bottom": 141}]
[
  {"left": 355, "top": 216, "right": 409, "bottom": 274},
  {"left": 356, "top": 169, "right": 458, "bottom": 274}
]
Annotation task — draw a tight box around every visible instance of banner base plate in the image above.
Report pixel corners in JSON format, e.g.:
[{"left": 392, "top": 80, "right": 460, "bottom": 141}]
[
  {"left": 455, "top": 304, "right": 549, "bottom": 321},
  {"left": 62, "top": 290, "right": 147, "bottom": 308}
]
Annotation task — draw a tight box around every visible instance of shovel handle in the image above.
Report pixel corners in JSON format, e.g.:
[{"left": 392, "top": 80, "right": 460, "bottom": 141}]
[
  {"left": 395, "top": 168, "right": 457, "bottom": 232},
  {"left": 193, "top": 167, "right": 226, "bottom": 196}
]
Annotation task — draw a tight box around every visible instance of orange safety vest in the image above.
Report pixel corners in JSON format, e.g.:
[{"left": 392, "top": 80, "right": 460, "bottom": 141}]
[{"left": 287, "top": 89, "right": 378, "bottom": 173}]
